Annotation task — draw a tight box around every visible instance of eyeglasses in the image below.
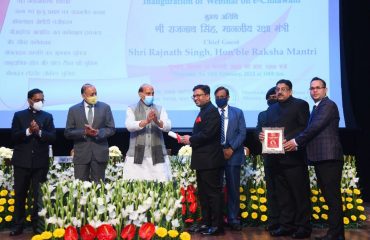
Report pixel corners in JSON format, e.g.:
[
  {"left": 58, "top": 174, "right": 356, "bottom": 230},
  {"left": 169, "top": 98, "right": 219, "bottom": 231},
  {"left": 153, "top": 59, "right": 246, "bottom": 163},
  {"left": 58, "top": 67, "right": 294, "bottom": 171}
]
[
  {"left": 191, "top": 94, "right": 206, "bottom": 100},
  {"left": 309, "top": 86, "right": 326, "bottom": 91},
  {"left": 275, "top": 87, "right": 290, "bottom": 93}
]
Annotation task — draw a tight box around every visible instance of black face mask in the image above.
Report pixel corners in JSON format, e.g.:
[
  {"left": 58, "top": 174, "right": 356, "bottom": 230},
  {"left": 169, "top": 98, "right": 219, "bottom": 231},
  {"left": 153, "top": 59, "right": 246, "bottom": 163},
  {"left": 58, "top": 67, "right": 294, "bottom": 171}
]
[
  {"left": 267, "top": 99, "right": 277, "bottom": 106},
  {"left": 216, "top": 98, "right": 228, "bottom": 108}
]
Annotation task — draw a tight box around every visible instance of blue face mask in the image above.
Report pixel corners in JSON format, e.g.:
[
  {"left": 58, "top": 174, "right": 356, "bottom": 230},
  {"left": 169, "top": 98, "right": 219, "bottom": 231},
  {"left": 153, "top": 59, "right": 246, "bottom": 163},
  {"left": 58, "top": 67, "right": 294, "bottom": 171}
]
[
  {"left": 216, "top": 98, "right": 228, "bottom": 108},
  {"left": 143, "top": 96, "right": 154, "bottom": 106}
]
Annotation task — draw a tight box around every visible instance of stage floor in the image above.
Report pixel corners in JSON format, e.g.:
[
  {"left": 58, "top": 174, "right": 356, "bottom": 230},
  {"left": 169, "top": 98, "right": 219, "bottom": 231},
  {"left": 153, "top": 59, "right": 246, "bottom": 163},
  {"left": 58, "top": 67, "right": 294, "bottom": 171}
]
[{"left": 1, "top": 204, "right": 369, "bottom": 240}]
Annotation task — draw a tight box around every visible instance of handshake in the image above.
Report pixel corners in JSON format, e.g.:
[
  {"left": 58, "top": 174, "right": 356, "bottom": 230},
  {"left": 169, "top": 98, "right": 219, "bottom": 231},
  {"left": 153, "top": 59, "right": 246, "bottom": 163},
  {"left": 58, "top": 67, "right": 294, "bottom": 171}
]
[{"left": 168, "top": 131, "right": 191, "bottom": 145}]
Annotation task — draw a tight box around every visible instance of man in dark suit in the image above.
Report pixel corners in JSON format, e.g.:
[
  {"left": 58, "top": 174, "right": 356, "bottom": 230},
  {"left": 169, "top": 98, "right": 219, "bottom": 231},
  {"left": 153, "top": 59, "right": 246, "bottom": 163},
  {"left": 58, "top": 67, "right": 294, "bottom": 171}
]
[
  {"left": 65, "top": 83, "right": 115, "bottom": 182},
  {"left": 284, "top": 77, "right": 344, "bottom": 240},
  {"left": 181, "top": 85, "right": 225, "bottom": 236},
  {"left": 259, "top": 79, "right": 312, "bottom": 239},
  {"left": 214, "top": 86, "right": 246, "bottom": 231},
  {"left": 256, "top": 87, "right": 280, "bottom": 232},
  {"left": 10, "top": 88, "right": 56, "bottom": 236}
]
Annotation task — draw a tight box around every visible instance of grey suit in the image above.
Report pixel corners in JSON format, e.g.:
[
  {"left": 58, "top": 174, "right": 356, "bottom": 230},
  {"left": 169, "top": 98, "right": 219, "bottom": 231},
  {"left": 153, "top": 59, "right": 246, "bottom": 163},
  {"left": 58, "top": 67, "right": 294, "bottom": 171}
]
[{"left": 65, "top": 101, "right": 115, "bottom": 182}]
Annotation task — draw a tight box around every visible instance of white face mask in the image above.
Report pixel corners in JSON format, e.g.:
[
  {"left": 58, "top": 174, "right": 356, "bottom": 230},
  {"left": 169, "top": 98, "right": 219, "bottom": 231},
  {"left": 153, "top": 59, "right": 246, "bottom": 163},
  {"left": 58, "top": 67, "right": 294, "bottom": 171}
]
[{"left": 32, "top": 101, "right": 43, "bottom": 111}]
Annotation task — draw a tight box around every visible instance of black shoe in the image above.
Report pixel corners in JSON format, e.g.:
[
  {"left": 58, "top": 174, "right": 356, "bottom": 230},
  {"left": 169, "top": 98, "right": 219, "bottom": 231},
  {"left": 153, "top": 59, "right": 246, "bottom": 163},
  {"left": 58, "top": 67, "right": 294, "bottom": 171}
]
[
  {"left": 270, "top": 227, "right": 295, "bottom": 237},
  {"left": 315, "top": 234, "right": 345, "bottom": 240},
  {"left": 9, "top": 228, "right": 23, "bottom": 236},
  {"left": 230, "top": 223, "right": 242, "bottom": 231},
  {"left": 223, "top": 221, "right": 231, "bottom": 228},
  {"left": 292, "top": 229, "right": 311, "bottom": 239},
  {"left": 33, "top": 224, "right": 40, "bottom": 234},
  {"left": 201, "top": 226, "right": 225, "bottom": 236},
  {"left": 188, "top": 223, "right": 209, "bottom": 233},
  {"left": 265, "top": 224, "right": 280, "bottom": 232}
]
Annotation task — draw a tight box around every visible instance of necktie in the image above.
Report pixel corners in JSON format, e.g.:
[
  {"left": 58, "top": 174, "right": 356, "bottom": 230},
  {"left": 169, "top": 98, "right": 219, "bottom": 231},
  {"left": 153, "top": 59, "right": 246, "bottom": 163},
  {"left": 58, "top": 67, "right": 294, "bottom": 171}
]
[
  {"left": 309, "top": 105, "right": 317, "bottom": 124},
  {"left": 312, "top": 105, "right": 317, "bottom": 112},
  {"left": 221, "top": 109, "right": 225, "bottom": 144},
  {"left": 87, "top": 105, "right": 93, "bottom": 125}
]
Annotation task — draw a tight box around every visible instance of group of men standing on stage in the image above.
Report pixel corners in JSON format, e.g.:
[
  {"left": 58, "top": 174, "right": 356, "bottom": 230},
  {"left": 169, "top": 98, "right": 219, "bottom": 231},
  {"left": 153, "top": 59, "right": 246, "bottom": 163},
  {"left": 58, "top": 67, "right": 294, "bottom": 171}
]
[
  {"left": 8, "top": 78, "right": 344, "bottom": 240},
  {"left": 256, "top": 78, "right": 344, "bottom": 240}
]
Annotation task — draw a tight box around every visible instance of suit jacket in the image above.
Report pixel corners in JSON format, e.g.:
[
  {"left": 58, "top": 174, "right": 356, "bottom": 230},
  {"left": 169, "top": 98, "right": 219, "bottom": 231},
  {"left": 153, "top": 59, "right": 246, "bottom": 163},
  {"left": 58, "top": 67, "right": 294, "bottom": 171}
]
[
  {"left": 256, "top": 110, "right": 267, "bottom": 132},
  {"left": 224, "top": 106, "right": 246, "bottom": 166},
  {"left": 64, "top": 101, "right": 116, "bottom": 164},
  {"left": 256, "top": 109, "right": 267, "bottom": 142},
  {"left": 295, "top": 97, "right": 343, "bottom": 162},
  {"left": 264, "top": 96, "right": 309, "bottom": 166},
  {"left": 190, "top": 102, "right": 225, "bottom": 170},
  {"left": 11, "top": 109, "right": 56, "bottom": 168}
]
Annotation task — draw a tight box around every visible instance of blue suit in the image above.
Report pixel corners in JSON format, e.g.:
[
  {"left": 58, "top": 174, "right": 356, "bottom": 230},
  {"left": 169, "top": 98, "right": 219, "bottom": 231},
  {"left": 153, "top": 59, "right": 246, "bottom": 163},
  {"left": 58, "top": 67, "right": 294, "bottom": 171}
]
[
  {"left": 295, "top": 97, "right": 344, "bottom": 238},
  {"left": 221, "top": 105, "right": 246, "bottom": 225}
]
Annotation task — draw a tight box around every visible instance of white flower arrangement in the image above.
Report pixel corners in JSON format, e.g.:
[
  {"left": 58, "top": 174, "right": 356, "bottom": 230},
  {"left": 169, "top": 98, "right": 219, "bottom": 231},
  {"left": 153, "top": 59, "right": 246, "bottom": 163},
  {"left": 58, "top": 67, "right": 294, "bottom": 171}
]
[
  {"left": 108, "top": 145, "right": 123, "bottom": 164},
  {"left": 177, "top": 145, "right": 192, "bottom": 157},
  {"left": 109, "top": 146, "right": 122, "bottom": 157},
  {"left": 0, "top": 144, "right": 366, "bottom": 231},
  {"left": 0, "top": 146, "right": 13, "bottom": 160}
]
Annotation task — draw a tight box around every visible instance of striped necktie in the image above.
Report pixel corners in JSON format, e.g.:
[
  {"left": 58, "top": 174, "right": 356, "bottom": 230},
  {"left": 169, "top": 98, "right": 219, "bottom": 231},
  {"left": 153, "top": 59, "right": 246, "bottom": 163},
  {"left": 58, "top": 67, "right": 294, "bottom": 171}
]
[{"left": 221, "top": 109, "right": 225, "bottom": 144}]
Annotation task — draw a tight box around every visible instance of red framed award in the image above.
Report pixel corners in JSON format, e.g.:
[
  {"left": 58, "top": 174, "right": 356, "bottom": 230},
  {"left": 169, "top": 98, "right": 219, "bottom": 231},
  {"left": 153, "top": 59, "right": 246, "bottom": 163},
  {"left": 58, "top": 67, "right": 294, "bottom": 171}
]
[{"left": 262, "top": 127, "right": 285, "bottom": 154}]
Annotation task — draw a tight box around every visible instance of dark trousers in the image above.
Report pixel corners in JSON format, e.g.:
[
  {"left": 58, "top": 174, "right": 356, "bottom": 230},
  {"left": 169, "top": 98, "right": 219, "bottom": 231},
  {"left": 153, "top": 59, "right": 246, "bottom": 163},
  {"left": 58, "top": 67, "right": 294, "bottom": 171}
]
[
  {"left": 74, "top": 158, "right": 107, "bottom": 183},
  {"left": 13, "top": 166, "right": 48, "bottom": 229},
  {"left": 314, "top": 160, "right": 344, "bottom": 237},
  {"left": 275, "top": 164, "right": 311, "bottom": 232},
  {"left": 264, "top": 164, "right": 280, "bottom": 226},
  {"left": 224, "top": 165, "right": 241, "bottom": 224},
  {"left": 196, "top": 168, "right": 223, "bottom": 228}
]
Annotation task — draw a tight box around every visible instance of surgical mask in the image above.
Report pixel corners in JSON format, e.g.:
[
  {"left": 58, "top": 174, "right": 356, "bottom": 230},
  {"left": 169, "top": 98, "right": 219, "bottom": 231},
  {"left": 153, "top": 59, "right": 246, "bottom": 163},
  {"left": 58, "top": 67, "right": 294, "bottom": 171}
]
[
  {"left": 85, "top": 96, "right": 97, "bottom": 105},
  {"left": 32, "top": 101, "right": 43, "bottom": 111},
  {"left": 215, "top": 98, "right": 228, "bottom": 108},
  {"left": 267, "top": 99, "right": 277, "bottom": 106},
  {"left": 143, "top": 96, "right": 154, "bottom": 106}
]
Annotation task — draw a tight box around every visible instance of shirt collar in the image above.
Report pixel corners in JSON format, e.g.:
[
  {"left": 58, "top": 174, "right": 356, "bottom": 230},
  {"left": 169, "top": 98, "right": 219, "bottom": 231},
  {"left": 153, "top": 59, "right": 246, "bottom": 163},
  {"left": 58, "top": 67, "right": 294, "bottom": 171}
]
[
  {"left": 314, "top": 96, "right": 327, "bottom": 107},
  {"left": 84, "top": 101, "right": 94, "bottom": 108},
  {"left": 218, "top": 105, "right": 229, "bottom": 115}
]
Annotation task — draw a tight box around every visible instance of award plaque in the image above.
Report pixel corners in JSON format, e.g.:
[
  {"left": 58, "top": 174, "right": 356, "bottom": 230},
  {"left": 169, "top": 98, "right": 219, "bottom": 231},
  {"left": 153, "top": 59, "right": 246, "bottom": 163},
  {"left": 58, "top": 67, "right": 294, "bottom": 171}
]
[{"left": 262, "top": 127, "right": 285, "bottom": 154}]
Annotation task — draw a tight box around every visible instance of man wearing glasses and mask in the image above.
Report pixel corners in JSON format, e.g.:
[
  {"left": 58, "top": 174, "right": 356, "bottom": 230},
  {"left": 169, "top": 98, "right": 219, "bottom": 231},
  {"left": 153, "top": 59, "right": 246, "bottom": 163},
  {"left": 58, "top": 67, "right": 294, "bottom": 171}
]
[
  {"left": 214, "top": 86, "right": 246, "bottom": 231},
  {"left": 65, "top": 83, "right": 116, "bottom": 182},
  {"left": 10, "top": 88, "right": 56, "bottom": 236}
]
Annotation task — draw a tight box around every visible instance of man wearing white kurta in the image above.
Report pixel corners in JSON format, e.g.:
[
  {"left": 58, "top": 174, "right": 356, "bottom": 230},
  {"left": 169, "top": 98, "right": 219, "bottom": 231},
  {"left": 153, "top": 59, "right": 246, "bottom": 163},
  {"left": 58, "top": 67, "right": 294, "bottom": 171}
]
[{"left": 123, "top": 84, "right": 172, "bottom": 181}]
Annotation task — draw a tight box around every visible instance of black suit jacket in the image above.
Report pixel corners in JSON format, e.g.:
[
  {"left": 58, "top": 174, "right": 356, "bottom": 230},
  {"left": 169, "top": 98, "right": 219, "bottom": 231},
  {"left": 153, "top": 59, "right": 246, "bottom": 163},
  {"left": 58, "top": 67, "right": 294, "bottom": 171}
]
[
  {"left": 264, "top": 96, "right": 309, "bottom": 165},
  {"left": 190, "top": 102, "right": 225, "bottom": 170},
  {"left": 11, "top": 109, "right": 56, "bottom": 168}
]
